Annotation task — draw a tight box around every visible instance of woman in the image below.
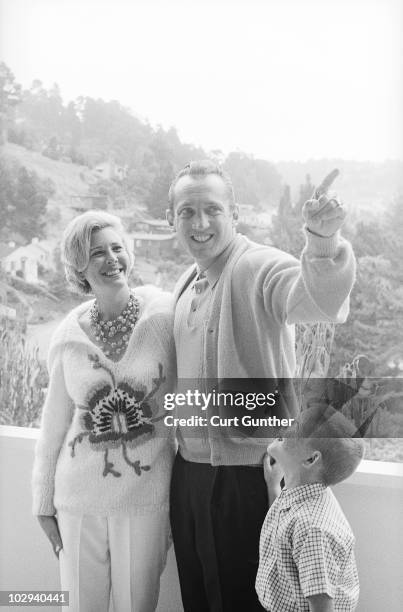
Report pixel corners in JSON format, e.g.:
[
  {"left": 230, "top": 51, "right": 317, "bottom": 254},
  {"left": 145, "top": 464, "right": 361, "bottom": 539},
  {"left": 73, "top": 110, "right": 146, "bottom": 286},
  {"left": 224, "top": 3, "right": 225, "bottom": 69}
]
[{"left": 32, "top": 211, "right": 176, "bottom": 612}]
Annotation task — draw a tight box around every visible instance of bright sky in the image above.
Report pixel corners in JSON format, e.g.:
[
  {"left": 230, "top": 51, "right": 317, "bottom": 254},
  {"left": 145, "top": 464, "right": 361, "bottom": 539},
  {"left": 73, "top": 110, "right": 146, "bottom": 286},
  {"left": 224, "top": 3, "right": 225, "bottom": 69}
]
[{"left": 0, "top": 0, "right": 402, "bottom": 162}]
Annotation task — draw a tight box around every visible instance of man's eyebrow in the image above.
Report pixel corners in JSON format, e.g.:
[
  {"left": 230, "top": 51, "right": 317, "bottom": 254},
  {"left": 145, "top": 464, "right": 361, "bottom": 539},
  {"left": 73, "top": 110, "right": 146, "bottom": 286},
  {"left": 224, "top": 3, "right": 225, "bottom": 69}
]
[{"left": 176, "top": 202, "right": 193, "bottom": 211}]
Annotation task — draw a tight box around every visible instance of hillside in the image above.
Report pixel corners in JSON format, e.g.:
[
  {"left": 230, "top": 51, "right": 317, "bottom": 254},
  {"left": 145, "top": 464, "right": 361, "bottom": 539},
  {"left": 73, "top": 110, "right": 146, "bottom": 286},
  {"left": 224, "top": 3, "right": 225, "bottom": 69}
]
[
  {"left": 2, "top": 63, "right": 402, "bottom": 225},
  {"left": 1, "top": 142, "right": 95, "bottom": 239},
  {"left": 2, "top": 142, "right": 92, "bottom": 202},
  {"left": 4, "top": 143, "right": 403, "bottom": 229}
]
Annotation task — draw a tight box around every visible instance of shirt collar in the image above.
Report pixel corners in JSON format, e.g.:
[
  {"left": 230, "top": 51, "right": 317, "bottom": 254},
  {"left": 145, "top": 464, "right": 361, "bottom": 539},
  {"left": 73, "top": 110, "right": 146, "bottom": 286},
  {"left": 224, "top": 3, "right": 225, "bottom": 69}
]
[
  {"left": 198, "top": 235, "right": 240, "bottom": 288},
  {"left": 277, "top": 483, "right": 327, "bottom": 510}
]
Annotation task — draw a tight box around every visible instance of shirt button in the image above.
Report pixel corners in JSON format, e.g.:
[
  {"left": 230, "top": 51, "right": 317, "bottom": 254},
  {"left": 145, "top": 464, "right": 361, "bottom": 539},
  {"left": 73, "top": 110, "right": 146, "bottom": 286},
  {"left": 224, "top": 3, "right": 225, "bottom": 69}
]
[
  {"left": 208, "top": 328, "right": 214, "bottom": 333},
  {"left": 192, "top": 307, "right": 197, "bottom": 312}
]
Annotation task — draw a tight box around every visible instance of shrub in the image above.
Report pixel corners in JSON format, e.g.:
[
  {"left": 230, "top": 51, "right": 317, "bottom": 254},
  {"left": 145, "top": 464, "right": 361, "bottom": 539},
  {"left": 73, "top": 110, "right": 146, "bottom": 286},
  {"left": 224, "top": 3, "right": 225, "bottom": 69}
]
[{"left": 0, "top": 318, "right": 47, "bottom": 427}]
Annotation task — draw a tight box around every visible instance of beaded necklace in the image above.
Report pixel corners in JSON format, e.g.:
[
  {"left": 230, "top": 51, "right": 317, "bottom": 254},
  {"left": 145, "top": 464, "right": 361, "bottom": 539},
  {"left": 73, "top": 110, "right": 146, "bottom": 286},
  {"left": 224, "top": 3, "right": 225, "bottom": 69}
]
[{"left": 89, "top": 292, "right": 140, "bottom": 358}]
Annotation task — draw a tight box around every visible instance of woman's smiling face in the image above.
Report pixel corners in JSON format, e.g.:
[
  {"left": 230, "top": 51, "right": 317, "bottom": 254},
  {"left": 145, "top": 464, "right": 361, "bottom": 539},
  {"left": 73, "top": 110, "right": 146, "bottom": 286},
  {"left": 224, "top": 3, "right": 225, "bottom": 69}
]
[{"left": 82, "top": 226, "right": 131, "bottom": 295}]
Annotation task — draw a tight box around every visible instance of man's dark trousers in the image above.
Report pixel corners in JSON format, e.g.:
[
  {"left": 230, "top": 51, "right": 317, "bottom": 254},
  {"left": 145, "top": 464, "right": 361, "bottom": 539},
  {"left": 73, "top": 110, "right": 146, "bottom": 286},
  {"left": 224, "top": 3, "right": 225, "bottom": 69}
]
[{"left": 170, "top": 452, "right": 268, "bottom": 612}]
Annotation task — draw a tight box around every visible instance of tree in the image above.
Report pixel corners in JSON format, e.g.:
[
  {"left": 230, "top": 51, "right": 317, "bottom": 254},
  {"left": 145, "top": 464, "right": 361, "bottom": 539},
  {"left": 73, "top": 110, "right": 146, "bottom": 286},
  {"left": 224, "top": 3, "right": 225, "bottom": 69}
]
[
  {"left": 0, "top": 158, "right": 14, "bottom": 229},
  {"left": 145, "top": 162, "right": 175, "bottom": 217},
  {"left": 329, "top": 192, "right": 403, "bottom": 375},
  {"left": 224, "top": 152, "right": 282, "bottom": 208},
  {"left": 331, "top": 254, "right": 403, "bottom": 375},
  {"left": 383, "top": 194, "right": 403, "bottom": 275},
  {"left": 269, "top": 183, "right": 305, "bottom": 257},
  {"left": 0, "top": 158, "right": 51, "bottom": 241},
  {"left": 0, "top": 62, "right": 22, "bottom": 144},
  {"left": 42, "top": 135, "right": 63, "bottom": 160},
  {"left": 295, "top": 174, "right": 314, "bottom": 214},
  {"left": 19, "top": 80, "right": 52, "bottom": 146},
  {"left": 350, "top": 220, "right": 384, "bottom": 258},
  {"left": 63, "top": 101, "right": 82, "bottom": 149}
]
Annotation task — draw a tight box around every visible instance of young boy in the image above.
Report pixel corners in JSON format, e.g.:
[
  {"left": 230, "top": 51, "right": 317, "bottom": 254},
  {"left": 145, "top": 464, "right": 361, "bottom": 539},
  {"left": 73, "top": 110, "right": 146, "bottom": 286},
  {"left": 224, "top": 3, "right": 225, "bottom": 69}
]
[{"left": 256, "top": 406, "right": 365, "bottom": 612}]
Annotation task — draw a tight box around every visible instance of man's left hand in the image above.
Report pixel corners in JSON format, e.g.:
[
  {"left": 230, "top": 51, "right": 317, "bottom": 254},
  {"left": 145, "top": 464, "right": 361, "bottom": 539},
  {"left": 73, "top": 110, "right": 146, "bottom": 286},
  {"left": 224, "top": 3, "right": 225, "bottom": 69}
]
[{"left": 302, "top": 193, "right": 347, "bottom": 237}]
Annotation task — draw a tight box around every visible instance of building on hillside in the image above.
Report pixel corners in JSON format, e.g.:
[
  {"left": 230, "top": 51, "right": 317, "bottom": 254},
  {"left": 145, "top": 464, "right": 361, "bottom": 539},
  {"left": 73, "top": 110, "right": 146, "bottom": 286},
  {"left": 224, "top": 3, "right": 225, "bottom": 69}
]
[
  {"left": 238, "top": 204, "right": 273, "bottom": 229},
  {"left": 94, "top": 160, "right": 128, "bottom": 181},
  {"left": 0, "top": 238, "right": 55, "bottom": 284},
  {"left": 70, "top": 194, "right": 110, "bottom": 212},
  {"left": 131, "top": 218, "right": 171, "bottom": 234},
  {"left": 129, "top": 232, "right": 177, "bottom": 260}
]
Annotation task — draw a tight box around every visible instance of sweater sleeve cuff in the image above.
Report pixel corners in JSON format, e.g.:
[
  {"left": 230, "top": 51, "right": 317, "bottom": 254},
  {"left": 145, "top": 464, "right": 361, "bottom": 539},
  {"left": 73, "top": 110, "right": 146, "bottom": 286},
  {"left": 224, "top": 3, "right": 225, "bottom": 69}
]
[
  {"left": 303, "top": 226, "right": 341, "bottom": 258},
  {"left": 32, "top": 497, "right": 56, "bottom": 516}
]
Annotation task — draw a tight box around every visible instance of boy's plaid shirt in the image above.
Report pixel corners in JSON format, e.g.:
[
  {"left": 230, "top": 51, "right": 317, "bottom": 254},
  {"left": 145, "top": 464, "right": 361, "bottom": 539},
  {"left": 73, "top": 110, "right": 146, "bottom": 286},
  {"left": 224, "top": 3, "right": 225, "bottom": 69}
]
[{"left": 256, "top": 483, "right": 359, "bottom": 611}]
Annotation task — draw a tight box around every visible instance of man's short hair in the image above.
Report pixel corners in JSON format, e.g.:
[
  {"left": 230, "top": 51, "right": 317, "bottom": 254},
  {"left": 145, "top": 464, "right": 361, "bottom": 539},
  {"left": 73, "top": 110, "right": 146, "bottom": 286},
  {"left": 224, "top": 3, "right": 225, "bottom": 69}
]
[
  {"left": 61, "top": 210, "right": 134, "bottom": 294},
  {"left": 292, "top": 406, "right": 365, "bottom": 486},
  {"left": 168, "top": 160, "right": 235, "bottom": 212}
]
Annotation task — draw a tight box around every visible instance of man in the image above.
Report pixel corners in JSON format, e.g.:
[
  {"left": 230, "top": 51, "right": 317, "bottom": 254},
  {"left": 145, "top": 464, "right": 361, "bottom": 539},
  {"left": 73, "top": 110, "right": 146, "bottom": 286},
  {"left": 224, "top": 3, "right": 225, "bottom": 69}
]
[{"left": 166, "top": 160, "right": 355, "bottom": 612}]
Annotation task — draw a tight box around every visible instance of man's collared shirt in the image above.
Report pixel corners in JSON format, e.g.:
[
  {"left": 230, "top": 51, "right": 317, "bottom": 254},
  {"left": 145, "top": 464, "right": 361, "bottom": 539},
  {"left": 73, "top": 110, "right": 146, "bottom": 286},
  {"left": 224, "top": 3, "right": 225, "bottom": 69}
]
[
  {"left": 256, "top": 483, "right": 359, "bottom": 611},
  {"left": 174, "top": 238, "right": 236, "bottom": 462}
]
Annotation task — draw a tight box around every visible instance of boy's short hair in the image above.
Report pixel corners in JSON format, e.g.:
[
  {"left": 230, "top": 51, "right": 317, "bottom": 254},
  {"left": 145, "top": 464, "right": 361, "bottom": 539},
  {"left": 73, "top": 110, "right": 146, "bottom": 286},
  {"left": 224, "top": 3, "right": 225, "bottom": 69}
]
[
  {"left": 292, "top": 406, "right": 365, "bottom": 486},
  {"left": 167, "top": 160, "right": 235, "bottom": 212},
  {"left": 61, "top": 210, "right": 134, "bottom": 294}
]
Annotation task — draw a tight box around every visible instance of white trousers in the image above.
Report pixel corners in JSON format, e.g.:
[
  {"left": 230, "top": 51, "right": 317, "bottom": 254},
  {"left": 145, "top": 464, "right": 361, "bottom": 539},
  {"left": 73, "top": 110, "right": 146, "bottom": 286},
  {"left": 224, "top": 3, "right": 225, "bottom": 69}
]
[{"left": 57, "top": 508, "right": 170, "bottom": 612}]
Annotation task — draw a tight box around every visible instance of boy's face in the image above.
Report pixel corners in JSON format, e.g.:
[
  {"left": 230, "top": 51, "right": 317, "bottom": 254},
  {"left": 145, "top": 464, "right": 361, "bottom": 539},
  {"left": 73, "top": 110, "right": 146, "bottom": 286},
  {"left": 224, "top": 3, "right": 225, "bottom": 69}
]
[{"left": 267, "top": 437, "right": 313, "bottom": 477}]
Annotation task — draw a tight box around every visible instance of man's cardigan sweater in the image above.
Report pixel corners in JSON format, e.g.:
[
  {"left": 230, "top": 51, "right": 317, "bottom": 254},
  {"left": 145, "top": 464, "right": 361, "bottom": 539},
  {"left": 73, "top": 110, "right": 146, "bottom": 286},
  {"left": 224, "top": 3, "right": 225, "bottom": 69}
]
[
  {"left": 32, "top": 286, "right": 176, "bottom": 517},
  {"left": 173, "top": 230, "right": 356, "bottom": 466}
]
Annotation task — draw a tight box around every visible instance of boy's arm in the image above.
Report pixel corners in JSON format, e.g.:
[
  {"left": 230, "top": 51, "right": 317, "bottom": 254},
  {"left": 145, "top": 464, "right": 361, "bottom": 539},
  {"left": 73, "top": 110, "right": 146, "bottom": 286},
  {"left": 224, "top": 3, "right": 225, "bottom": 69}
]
[
  {"left": 293, "top": 525, "right": 355, "bottom": 610},
  {"left": 263, "top": 452, "right": 283, "bottom": 507},
  {"left": 307, "top": 593, "right": 335, "bottom": 612}
]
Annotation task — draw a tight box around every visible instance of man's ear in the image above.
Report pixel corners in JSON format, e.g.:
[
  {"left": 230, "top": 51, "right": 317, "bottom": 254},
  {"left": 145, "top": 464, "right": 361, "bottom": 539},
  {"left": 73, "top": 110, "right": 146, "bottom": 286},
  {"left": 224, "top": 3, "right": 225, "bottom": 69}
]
[
  {"left": 232, "top": 203, "right": 239, "bottom": 222},
  {"left": 166, "top": 209, "right": 175, "bottom": 227}
]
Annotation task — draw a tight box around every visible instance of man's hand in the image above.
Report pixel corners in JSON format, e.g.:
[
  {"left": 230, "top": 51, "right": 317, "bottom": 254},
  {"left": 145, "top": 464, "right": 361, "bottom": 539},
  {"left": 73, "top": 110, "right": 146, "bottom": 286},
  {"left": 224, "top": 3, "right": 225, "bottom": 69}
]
[
  {"left": 303, "top": 193, "right": 346, "bottom": 237},
  {"left": 37, "top": 515, "right": 63, "bottom": 558},
  {"left": 263, "top": 452, "right": 283, "bottom": 505},
  {"left": 307, "top": 593, "right": 335, "bottom": 611},
  {"left": 303, "top": 168, "right": 346, "bottom": 237}
]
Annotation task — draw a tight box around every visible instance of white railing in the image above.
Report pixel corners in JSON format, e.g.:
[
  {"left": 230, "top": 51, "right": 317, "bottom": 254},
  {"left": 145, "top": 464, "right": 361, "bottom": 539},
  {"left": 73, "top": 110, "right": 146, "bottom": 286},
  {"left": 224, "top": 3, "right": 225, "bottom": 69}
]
[{"left": 1, "top": 426, "right": 402, "bottom": 612}]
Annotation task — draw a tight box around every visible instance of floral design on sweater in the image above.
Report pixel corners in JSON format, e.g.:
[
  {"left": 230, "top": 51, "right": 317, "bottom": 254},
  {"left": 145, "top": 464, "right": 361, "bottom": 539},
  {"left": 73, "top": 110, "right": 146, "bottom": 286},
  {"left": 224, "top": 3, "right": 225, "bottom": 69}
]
[{"left": 68, "top": 353, "right": 166, "bottom": 478}]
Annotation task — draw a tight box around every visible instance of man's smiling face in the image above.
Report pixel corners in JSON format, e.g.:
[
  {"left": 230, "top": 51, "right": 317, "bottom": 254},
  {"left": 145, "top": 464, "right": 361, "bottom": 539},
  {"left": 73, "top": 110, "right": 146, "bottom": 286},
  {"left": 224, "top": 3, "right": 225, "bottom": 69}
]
[{"left": 168, "top": 174, "right": 238, "bottom": 269}]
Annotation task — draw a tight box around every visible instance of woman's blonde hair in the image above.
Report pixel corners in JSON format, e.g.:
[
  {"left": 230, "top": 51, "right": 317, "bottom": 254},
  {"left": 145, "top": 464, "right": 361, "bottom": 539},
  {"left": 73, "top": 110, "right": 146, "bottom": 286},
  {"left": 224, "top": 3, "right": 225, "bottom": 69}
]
[{"left": 61, "top": 210, "right": 134, "bottom": 294}]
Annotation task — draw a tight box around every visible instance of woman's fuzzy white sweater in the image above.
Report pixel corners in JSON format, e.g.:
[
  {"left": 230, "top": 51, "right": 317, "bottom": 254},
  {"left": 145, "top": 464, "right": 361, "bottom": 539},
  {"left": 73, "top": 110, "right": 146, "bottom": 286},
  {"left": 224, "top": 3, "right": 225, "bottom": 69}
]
[{"left": 32, "top": 286, "right": 176, "bottom": 516}]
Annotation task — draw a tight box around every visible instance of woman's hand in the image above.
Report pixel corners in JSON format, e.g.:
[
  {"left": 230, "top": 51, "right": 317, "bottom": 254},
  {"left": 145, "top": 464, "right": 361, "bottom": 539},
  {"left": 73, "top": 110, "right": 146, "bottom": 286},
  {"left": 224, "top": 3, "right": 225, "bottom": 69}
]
[
  {"left": 37, "top": 515, "right": 63, "bottom": 558},
  {"left": 263, "top": 452, "right": 283, "bottom": 506}
]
